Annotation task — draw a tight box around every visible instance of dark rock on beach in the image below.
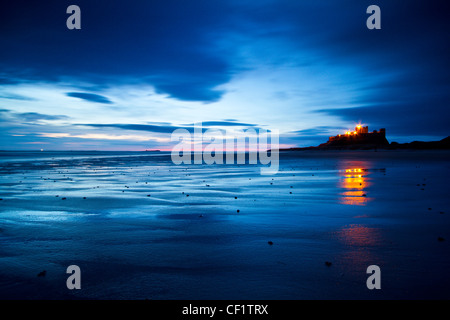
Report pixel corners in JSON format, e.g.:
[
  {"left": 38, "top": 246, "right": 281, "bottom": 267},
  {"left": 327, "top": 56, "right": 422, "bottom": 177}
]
[{"left": 37, "top": 270, "right": 46, "bottom": 277}]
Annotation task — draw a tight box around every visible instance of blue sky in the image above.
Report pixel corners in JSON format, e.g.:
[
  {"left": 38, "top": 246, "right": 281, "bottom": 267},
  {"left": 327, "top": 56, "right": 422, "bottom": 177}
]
[{"left": 0, "top": 0, "right": 449, "bottom": 150}]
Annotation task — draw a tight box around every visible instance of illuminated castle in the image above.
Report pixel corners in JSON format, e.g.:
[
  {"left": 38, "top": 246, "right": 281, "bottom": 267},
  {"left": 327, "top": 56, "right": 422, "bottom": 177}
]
[
  {"left": 328, "top": 125, "right": 385, "bottom": 142},
  {"left": 323, "top": 124, "right": 389, "bottom": 148}
]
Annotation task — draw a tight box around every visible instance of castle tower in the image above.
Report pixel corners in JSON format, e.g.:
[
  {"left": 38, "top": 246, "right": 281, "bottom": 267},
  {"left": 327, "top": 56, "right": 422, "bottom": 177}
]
[{"left": 355, "top": 125, "right": 369, "bottom": 134}]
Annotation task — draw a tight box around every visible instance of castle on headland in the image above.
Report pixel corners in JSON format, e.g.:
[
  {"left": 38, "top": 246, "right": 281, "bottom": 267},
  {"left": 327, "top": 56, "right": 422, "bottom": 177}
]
[
  {"left": 328, "top": 125, "right": 386, "bottom": 142},
  {"left": 278, "top": 123, "right": 450, "bottom": 151},
  {"left": 321, "top": 125, "right": 389, "bottom": 148}
]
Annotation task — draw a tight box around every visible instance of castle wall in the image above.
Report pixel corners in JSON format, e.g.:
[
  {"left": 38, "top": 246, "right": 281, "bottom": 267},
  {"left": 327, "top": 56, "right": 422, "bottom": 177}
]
[{"left": 327, "top": 126, "right": 387, "bottom": 143}]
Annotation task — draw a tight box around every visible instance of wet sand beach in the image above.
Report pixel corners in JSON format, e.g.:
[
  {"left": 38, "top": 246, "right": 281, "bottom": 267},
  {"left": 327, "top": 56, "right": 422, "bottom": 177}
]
[{"left": 0, "top": 150, "right": 449, "bottom": 299}]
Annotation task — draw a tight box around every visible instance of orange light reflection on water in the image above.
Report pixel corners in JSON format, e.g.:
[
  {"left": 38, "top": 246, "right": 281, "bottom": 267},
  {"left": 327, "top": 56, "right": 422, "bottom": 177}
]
[
  {"left": 339, "top": 167, "right": 371, "bottom": 206},
  {"left": 337, "top": 224, "right": 381, "bottom": 247},
  {"left": 335, "top": 224, "right": 383, "bottom": 268}
]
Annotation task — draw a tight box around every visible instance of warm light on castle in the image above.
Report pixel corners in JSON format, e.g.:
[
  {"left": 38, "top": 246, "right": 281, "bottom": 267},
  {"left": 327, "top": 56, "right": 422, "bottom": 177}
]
[{"left": 328, "top": 124, "right": 386, "bottom": 142}]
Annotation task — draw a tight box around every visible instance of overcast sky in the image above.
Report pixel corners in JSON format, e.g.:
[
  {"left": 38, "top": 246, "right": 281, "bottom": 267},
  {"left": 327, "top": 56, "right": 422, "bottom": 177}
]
[{"left": 0, "top": 0, "right": 449, "bottom": 150}]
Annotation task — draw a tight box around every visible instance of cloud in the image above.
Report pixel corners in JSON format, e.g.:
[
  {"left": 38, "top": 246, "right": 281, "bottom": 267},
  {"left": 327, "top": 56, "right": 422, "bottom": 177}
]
[
  {"left": 316, "top": 99, "right": 450, "bottom": 138},
  {"left": 0, "top": 1, "right": 235, "bottom": 102},
  {"left": 0, "top": 109, "right": 69, "bottom": 123},
  {"left": 183, "top": 121, "right": 259, "bottom": 127},
  {"left": 79, "top": 120, "right": 264, "bottom": 135},
  {"left": 66, "top": 92, "right": 113, "bottom": 104},
  {"left": 0, "top": 93, "right": 35, "bottom": 101},
  {"left": 153, "top": 76, "right": 227, "bottom": 102},
  {"left": 20, "top": 112, "right": 68, "bottom": 122},
  {"left": 80, "top": 123, "right": 183, "bottom": 134},
  {"left": 291, "top": 126, "right": 344, "bottom": 136},
  {"left": 38, "top": 132, "right": 169, "bottom": 142}
]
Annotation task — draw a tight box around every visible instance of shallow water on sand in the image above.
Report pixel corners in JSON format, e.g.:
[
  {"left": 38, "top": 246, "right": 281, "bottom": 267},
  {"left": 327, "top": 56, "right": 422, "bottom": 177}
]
[{"left": 0, "top": 150, "right": 449, "bottom": 299}]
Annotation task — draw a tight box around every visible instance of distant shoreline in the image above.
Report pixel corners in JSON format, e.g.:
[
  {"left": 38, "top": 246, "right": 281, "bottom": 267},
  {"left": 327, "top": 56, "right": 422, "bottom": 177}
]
[{"left": 1, "top": 136, "right": 450, "bottom": 154}]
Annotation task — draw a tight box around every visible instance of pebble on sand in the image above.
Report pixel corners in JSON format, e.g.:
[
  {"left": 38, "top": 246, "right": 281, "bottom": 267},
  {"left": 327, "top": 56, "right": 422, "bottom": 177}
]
[{"left": 37, "top": 270, "right": 46, "bottom": 277}]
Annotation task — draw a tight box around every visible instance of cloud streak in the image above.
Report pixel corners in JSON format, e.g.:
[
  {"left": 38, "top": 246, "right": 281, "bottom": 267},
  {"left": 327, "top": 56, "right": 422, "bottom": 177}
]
[
  {"left": 38, "top": 132, "right": 169, "bottom": 142},
  {"left": 78, "top": 121, "right": 261, "bottom": 134},
  {"left": 66, "top": 92, "right": 113, "bottom": 104}
]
